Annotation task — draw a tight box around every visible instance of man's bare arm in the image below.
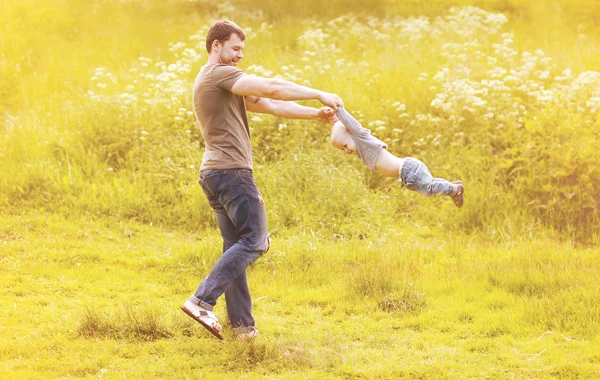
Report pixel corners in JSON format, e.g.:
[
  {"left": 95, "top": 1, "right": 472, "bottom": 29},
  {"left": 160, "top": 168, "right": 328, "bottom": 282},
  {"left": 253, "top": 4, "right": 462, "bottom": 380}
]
[
  {"left": 233, "top": 75, "right": 342, "bottom": 110},
  {"left": 245, "top": 97, "right": 331, "bottom": 122}
]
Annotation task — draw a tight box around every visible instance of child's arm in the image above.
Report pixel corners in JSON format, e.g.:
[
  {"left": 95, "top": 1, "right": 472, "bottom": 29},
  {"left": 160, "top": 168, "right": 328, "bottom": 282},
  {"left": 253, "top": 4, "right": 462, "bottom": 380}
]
[{"left": 335, "top": 107, "right": 370, "bottom": 138}]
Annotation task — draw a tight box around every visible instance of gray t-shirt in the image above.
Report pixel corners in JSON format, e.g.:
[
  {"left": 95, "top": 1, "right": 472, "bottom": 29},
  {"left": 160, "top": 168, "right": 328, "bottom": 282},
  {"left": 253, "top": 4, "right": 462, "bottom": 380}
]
[{"left": 336, "top": 107, "right": 387, "bottom": 170}]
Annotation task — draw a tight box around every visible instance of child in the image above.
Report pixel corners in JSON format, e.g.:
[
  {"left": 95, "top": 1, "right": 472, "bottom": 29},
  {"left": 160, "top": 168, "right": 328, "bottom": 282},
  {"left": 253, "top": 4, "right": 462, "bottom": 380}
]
[{"left": 326, "top": 107, "right": 464, "bottom": 208}]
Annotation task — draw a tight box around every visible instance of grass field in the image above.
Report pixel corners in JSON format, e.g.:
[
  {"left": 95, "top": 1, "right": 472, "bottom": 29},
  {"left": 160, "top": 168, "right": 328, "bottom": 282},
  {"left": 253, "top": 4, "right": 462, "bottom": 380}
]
[
  {"left": 1, "top": 0, "right": 599, "bottom": 378},
  {"left": 2, "top": 212, "right": 599, "bottom": 378}
]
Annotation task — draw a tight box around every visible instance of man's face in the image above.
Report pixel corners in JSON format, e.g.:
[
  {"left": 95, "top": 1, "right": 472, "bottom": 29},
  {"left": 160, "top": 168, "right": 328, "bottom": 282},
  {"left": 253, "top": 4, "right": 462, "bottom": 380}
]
[{"left": 216, "top": 33, "right": 244, "bottom": 66}]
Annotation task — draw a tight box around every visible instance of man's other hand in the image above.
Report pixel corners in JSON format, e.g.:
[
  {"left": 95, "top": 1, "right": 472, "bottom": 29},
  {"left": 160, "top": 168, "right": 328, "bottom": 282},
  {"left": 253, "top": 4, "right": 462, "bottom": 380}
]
[
  {"left": 319, "top": 107, "right": 339, "bottom": 123},
  {"left": 317, "top": 107, "right": 337, "bottom": 123},
  {"left": 318, "top": 92, "right": 343, "bottom": 111}
]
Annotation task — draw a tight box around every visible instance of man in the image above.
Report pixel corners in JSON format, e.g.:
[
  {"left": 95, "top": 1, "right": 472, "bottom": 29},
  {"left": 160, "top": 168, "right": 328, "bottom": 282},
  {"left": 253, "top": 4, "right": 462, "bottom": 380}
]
[{"left": 181, "top": 20, "right": 343, "bottom": 340}]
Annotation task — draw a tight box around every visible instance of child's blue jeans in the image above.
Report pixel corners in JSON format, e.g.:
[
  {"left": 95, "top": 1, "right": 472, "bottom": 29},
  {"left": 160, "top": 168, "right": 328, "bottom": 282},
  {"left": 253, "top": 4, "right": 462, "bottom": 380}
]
[{"left": 400, "top": 157, "right": 453, "bottom": 196}]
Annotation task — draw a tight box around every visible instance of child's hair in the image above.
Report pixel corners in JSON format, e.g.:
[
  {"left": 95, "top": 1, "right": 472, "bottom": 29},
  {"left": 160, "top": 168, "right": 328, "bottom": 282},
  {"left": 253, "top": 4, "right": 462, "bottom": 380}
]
[
  {"left": 331, "top": 121, "right": 348, "bottom": 137},
  {"left": 330, "top": 121, "right": 344, "bottom": 136},
  {"left": 329, "top": 122, "right": 340, "bottom": 145}
]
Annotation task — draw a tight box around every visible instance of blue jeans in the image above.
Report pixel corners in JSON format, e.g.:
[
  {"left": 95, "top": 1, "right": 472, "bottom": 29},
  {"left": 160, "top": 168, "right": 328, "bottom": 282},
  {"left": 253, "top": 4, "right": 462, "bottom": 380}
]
[
  {"left": 400, "top": 157, "right": 453, "bottom": 196},
  {"left": 190, "top": 168, "right": 270, "bottom": 332}
]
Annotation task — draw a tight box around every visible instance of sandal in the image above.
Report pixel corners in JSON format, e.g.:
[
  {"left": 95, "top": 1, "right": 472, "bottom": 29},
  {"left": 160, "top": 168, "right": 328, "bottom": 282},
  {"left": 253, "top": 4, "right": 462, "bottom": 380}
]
[
  {"left": 181, "top": 300, "right": 224, "bottom": 340},
  {"left": 235, "top": 327, "right": 259, "bottom": 341}
]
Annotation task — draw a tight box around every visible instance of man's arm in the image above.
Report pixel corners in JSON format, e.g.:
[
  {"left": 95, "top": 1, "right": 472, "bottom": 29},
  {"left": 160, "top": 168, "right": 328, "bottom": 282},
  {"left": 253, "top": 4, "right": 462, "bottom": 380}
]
[
  {"left": 232, "top": 75, "right": 342, "bottom": 110},
  {"left": 245, "top": 97, "right": 331, "bottom": 122}
]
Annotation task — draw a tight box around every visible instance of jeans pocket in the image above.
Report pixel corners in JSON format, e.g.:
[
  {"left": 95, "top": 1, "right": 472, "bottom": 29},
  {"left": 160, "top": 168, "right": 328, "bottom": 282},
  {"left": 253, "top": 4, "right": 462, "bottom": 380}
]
[
  {"left": 200, "top": 169, "right": 223, "bottom": 181},
  {"left": 199, "top": 173, "right": 220, "bottom": 210},
  {"left": 232, "top": 170, "right": 262, "bottom": 200}
]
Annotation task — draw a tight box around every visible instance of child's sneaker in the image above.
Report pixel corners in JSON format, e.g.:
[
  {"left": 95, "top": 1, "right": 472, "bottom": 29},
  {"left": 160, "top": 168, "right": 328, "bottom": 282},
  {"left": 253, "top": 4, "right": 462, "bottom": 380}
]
[
  {"left": 181, "top": 300, "right": 223, "bottom": 340},
  {"left": 451, "top": 180, "right": 464, "bottom": 208}
]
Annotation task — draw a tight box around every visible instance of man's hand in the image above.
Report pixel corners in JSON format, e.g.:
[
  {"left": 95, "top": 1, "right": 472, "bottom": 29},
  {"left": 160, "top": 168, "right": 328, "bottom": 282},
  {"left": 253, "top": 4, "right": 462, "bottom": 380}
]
[
  {"left": 318, "top": 92, "right": 343, "bottom": 111},
  {"left": 319, "top": 107, "right": 339, "bottom": 123},
  {"left": 317, "top": 107, "right": 336, "bottom": 123}
]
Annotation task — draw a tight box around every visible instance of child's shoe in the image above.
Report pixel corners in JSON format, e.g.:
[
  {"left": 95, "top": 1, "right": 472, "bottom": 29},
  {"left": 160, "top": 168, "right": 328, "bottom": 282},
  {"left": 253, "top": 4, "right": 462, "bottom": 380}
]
[{"left": 451, "top": 180, "right": 464, "bottom": 208}]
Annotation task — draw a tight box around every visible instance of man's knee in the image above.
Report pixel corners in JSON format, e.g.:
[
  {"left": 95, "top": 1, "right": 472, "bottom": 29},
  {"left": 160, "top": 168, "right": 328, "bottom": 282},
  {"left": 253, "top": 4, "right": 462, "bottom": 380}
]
[
  {"left": 257, "top": 235, "right": 271, "bottom": 254},
  {"left": 242, "top": 235, "right": 271, "bottom": 254}
]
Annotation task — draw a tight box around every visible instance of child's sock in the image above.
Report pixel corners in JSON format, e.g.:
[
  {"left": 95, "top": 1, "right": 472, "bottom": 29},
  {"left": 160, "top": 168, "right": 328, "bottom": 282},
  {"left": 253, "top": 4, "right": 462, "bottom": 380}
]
[{"left": 400, "top": 157, "right": 453, "bottom": 197}]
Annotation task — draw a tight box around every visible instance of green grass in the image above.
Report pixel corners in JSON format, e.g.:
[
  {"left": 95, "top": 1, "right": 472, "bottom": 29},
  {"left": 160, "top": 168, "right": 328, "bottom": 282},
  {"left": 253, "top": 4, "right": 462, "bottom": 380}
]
[{"left": 1, "top": 213, "right": 599, "bottom": 378}]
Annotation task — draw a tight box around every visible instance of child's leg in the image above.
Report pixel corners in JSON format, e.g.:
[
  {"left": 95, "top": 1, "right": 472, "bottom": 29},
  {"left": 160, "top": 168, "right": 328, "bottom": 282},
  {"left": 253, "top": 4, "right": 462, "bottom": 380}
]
[{"left": 400, "top": 157, "right": 453, "bottom": 197}]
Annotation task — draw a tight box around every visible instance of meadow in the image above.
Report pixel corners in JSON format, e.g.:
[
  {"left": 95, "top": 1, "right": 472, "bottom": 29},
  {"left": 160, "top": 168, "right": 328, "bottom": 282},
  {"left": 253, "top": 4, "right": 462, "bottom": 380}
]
[{"left": 1, "top": 0, "right": 599, "bottom": 378}]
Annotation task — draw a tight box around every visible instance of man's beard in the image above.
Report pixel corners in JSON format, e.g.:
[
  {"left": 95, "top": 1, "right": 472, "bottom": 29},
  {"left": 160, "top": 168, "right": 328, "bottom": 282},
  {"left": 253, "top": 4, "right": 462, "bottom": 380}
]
[{"left": 219, "top": 52, "right": 235, "bottom": 66}]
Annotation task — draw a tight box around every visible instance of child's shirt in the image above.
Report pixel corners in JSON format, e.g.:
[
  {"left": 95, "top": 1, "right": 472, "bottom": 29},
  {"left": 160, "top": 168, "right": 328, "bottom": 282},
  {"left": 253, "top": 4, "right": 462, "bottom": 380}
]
[{"left": 336, "top": 107, "right": 387, "bottom": 170}]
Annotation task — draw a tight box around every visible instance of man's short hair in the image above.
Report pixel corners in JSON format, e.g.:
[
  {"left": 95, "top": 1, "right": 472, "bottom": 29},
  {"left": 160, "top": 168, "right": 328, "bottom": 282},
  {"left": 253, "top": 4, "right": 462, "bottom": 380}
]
[{"left": 206, "top": 20, "right": 246, "bottom": 53}]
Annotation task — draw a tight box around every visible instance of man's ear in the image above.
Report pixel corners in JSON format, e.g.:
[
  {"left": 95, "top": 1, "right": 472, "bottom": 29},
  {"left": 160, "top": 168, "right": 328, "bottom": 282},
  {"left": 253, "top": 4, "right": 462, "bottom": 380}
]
[{"left": 212, "top": 40, "right": 221, "bottom": 52}]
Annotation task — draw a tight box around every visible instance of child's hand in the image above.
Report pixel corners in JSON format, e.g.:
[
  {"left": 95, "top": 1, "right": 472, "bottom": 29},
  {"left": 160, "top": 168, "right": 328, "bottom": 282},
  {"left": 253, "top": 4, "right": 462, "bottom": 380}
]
[{"left": 318, "top": 107, "right": 339, "bottom": 123}]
